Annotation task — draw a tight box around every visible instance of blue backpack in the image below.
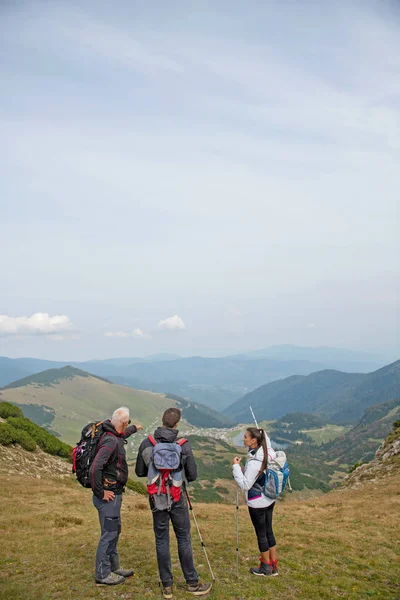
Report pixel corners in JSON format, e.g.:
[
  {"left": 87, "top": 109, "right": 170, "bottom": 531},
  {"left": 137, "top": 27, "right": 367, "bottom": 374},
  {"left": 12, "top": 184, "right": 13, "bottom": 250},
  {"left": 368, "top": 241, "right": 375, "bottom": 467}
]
[
  {"left": 263, "top": 451, "right": 290, "bottom": 499},
  {"left": 251, "top": 450, "right": 290, "bottom": 499}
]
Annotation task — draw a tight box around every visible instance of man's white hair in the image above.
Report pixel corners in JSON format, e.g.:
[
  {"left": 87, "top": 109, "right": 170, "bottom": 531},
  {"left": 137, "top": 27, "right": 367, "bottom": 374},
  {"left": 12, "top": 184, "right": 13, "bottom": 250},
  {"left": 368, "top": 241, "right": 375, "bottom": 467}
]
[{"left": 111, "top": 406, "right": 130, "bottom": 427}]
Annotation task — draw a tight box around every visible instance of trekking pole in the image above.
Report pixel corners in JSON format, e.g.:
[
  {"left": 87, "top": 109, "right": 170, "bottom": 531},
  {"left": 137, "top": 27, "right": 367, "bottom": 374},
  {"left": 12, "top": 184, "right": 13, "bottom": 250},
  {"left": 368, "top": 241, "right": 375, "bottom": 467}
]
[
  {"left": 249, "top": 405, "right": 259, "bottom": 428},
  {"left": 185, "top": 488, "right": 215, "bottom": 581},
  {"left": 235, "top": 487, "right": 239, "bottom": 578}
]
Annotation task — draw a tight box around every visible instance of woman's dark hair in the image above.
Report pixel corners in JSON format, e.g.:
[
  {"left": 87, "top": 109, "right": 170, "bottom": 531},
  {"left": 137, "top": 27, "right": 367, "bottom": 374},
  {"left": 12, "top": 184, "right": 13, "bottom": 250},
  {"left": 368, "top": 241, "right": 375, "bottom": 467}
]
[{"left": 246, "top": 427, "right": 268, "bottom": 474}]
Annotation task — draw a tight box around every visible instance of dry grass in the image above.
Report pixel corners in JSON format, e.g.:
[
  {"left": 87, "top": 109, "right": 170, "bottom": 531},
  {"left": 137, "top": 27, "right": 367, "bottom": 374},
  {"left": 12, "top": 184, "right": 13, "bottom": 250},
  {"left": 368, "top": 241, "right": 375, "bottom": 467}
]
[{"left": 0, "top": 473, "right": 399, "bottom": 599}]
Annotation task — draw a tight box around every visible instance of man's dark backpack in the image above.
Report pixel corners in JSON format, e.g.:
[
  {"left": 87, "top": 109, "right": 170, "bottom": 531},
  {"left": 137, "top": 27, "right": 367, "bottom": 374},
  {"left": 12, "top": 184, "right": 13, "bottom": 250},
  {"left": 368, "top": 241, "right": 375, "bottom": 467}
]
[{"left": 72, "top": 421, "right": 104, "bottom": 488}]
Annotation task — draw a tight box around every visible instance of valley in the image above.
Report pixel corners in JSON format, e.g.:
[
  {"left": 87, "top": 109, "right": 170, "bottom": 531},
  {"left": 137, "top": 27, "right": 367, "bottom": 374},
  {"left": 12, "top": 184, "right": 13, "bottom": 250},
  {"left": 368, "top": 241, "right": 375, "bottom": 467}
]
[{"left": 1, "top": 357, "right": 399, "bottom": 503}]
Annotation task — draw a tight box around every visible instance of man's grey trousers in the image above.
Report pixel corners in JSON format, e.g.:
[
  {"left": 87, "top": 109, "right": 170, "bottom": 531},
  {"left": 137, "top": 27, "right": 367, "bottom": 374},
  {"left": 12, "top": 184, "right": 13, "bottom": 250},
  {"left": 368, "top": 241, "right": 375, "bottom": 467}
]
[{"left": 93, "top": 494, "right": 122, "bottom": 580}]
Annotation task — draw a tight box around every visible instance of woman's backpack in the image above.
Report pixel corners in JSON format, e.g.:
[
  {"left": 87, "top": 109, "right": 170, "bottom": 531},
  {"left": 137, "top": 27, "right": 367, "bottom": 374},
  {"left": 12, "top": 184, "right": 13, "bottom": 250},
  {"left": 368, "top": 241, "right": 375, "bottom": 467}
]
[
  {"left": 263, "top": 451, "right": 290, "bottom": 499},
  {"left": 251, "top": 450, "right": 290, "bottom": 500},
  {"left": 72, "top": 421, "right": 105, "bottom": 488}
]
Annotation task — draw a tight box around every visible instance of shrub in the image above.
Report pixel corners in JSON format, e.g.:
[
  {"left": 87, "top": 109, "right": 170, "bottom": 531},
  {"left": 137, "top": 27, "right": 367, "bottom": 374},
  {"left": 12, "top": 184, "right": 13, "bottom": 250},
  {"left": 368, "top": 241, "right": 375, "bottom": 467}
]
[
  {"left": 0, "top": 402, "right": 23, "bottom": 419},
  {"left": 15, "top": 429, "right": 36, "bottom": 451},
  {"left": 126, "top": 478, "right": 147, "bottom": 496},
  {"left": 7, "top": 416, "right": 40, "bottom": 436},
  {"left": 0, "top": 423, "right": 17, "bottom": 445},
  {"left": 7, "top": 416, "right": 72, "bottom": 460},
  {"left": 58, "top": 442, "right": 72, "bottom": 459},
  {"left": 393, "top": 420, "right": 400, "bottom": 431},
  {"left": 35, "top": 430, "right": 63, "bottom": 455},
  {"left": 348, "top": 461, "right": 365, "bottom": 473},
  {"left": 0, "top": 422, "right": 36, "bottom": 451}
]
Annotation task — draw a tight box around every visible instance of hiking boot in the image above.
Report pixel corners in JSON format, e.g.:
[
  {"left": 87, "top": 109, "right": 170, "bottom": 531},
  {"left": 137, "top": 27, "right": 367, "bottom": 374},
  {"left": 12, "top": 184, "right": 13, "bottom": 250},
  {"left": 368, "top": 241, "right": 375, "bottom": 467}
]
[
  {"left": 162, "top": 584, "right": 173, "bottom": 599},
  {"left": 113, "top": 567, "right": 134, "bottom": 577},
  {"left": 187, "top": 581, "right": 212, "bottom": 596},
  {"left": 270, "top": 560, "right": 279, "bottom": 576},
  {"left": 250, "top": 560, "right": 273, "bottom": 576},
  {"left": 95, "top": 572, "right": 125, "bottom": 585}
]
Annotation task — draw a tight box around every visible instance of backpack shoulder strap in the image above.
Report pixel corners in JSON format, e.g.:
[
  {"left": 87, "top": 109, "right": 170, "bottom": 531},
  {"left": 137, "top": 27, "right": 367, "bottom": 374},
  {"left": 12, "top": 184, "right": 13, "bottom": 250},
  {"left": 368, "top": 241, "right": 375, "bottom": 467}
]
[
  {"left": 148, "top": 435, "right": 157, "bottom": 446},
  {"left": 177, "top": 438, "right": 187, "bottom": 446},
  {"left": 98, "top": 430, "right": 118, "bottom": 451}
]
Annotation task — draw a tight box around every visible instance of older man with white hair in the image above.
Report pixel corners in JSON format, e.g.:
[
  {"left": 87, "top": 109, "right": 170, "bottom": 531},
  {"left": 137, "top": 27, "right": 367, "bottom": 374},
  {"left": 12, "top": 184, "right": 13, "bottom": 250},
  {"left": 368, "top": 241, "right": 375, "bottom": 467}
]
[{"left": 90, "top": 406, "right": 143, "bottom": 586}]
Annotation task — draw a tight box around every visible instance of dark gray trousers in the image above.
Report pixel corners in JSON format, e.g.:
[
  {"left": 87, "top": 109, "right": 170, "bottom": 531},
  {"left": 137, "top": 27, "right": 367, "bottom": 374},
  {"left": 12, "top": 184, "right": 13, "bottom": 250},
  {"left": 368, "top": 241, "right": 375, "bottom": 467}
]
[
  {"left": 93, "top": 493, "right": 122, "bottom": 580},
  {"left": 151, "top": 494, "right": 198, "bottom": 587}
]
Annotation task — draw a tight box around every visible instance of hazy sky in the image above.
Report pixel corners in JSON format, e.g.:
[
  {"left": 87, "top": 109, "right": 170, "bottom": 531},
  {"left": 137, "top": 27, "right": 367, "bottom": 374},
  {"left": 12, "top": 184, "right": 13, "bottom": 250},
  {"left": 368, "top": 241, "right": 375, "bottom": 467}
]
[{"left": 1, "top": 0, "right": 399, "bottom": 360}]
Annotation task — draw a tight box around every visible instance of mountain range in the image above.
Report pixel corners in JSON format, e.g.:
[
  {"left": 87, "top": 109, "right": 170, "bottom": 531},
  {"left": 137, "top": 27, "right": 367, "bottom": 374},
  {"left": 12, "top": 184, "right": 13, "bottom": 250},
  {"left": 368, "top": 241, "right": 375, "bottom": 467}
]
[
  {"left": 225, "top": 359, "right": 400, "bottom": 424},
  {"left": 0, "top": 345, "right": 386, "bottom": 410}
]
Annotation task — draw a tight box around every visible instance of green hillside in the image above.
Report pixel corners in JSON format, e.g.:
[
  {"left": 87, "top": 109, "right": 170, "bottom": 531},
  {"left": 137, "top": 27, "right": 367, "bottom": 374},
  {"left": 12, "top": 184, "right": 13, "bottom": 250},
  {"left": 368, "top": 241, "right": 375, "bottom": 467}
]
[
  {"left": 0, "top": 401, "right": 72, "bottom": 458},
  {"left": 321, "top": 398, "right": 400, "bottom": 465},
  {"left": 0, "top": 368, "right": 234, "bottom": 446},
  {"left": 0, "top": 369, "right": 181, "bottom": 445},
  {"left": 226, "top": 360, "right": 400, "bottom": 424}
]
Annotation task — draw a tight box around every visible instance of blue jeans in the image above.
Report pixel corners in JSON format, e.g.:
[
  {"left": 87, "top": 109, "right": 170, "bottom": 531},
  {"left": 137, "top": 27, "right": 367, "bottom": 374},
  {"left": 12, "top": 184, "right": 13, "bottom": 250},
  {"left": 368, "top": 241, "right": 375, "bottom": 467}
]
[
  {"left": 93, "top": 494, "right": 122, "bottom": 580},
  {"left": 151, "top": 494, "right": 198, "bottom": 586}
]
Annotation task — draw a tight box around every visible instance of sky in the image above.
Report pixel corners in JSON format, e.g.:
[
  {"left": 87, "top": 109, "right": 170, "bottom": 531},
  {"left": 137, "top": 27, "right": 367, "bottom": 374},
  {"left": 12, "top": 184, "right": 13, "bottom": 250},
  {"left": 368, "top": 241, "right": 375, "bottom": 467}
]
[{"left": 1, "top": 0, "right": 399, "bottom": 361}]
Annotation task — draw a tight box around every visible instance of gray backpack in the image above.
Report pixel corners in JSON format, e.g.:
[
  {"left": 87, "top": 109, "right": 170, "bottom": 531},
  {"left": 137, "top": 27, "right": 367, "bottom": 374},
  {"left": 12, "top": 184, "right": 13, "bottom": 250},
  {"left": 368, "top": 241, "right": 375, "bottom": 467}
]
[{"left": 146, "top": 435, "right": 187, "bottom": 510}]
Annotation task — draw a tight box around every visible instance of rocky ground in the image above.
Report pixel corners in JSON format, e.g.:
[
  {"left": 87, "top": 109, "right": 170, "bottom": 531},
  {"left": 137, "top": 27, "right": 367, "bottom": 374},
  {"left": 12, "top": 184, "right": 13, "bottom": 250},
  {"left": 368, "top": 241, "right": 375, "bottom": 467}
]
[
  {"left": 342, "top": 422, "right": 400, "bottom": 488},
  {"left": 0, "top": 443, "right": 72, "bottom": 480}
]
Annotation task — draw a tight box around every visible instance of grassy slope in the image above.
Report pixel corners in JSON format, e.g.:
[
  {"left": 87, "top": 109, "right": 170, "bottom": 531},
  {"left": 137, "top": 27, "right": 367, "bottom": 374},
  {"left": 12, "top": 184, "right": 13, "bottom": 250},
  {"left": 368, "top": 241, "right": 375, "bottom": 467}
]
[
  {"left": 0, "top": 376, "right": 175, "bottom": 445},
  {"left": 322, "top": 402, "right": 400, "bottom": 465},
  {"left": 301, "top": 424, "right": 351, "bottom": 446},
  {"left": 0, "top": 473, "right": 399, "bottom": 600}
]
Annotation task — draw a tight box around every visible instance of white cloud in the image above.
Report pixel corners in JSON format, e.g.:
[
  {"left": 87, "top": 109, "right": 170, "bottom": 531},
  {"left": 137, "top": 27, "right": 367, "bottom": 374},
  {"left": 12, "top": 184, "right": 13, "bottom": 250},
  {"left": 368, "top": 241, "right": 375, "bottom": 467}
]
[
  {"left": 158, "top": 315, "right": 186, "bottom": 331},
  {"left": 0, "top": 313, "right": 73, "bottom": 337},
  {"left": 307, "top": 323, "right": 316, "bottom": 328},
  {"left": 104, "top": 328, "right": 150, "bottom": 339},
  {"left": 133, "top": 328, "right": 148, "bottom": 338}
]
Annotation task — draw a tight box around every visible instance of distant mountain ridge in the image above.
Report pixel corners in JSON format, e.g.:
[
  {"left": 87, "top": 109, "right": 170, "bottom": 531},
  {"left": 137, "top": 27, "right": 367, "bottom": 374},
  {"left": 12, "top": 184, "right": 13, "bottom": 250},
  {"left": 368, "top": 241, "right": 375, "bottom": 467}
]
[
  {"left": 0, "top": 365, "right": 110, "bottom": 390},
  {"left": 225, "top": 360, "right": 400, "bottom": 424},
  {"left": 0, "top": 345, "right": 386, "bottom": 410},
  {"left": 241, "top": 344, "right": 385, "bottom": 363}
]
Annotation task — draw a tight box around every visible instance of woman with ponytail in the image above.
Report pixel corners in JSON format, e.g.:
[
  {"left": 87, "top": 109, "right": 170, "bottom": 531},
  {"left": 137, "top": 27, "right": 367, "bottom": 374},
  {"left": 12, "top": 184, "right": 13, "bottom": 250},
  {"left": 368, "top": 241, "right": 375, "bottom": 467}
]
[{"left": 232, "top": 427, "right": 279, "bottom": 577}]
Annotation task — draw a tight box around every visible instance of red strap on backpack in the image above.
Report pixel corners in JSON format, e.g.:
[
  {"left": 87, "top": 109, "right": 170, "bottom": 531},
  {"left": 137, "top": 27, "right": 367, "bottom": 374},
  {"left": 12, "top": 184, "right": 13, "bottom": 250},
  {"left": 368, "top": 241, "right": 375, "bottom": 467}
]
[{"left": 147, "top": 435, "right": 187, "bottom": 446}]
